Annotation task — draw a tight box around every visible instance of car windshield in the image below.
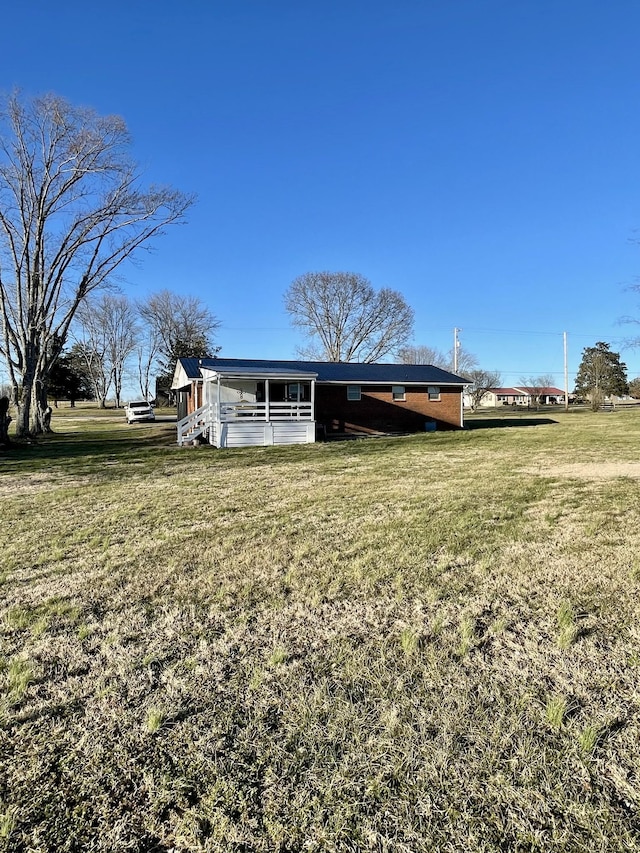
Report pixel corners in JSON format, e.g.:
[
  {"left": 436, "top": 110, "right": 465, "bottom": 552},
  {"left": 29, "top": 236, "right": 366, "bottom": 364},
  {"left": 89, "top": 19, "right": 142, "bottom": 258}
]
[{"left": 129, "top": 402, "right": 150, "bottom": 408}]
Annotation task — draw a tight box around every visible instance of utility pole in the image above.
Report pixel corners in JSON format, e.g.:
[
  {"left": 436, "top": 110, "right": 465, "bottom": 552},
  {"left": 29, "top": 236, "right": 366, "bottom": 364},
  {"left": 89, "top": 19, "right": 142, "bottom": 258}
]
[
  {"left": 453, "top": 327, "right": 461, "bottom": 373},
  {"left": 563, "top": 331, "right": 569, "bottom": 412}
]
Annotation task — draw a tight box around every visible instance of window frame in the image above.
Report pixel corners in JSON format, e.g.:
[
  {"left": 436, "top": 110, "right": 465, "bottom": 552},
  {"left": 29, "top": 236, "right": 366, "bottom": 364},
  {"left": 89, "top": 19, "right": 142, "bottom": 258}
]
[
  {"left": 346, "top": 384, "right": 361, "bottom": 401},
  {"left": 427, "top": 385, "right": 441, "bottom": 401},
  {"left": 392, "top": 385, "right": 406, "bottom": 402}
]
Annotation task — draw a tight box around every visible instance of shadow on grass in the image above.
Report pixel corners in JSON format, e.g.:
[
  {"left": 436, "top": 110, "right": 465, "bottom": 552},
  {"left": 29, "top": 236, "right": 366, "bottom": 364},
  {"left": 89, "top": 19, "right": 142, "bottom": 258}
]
[
  {"left": 465, "top": 417, "right": 558, "bottom": 430},
  {"left": 0, "top": 422, "right": 179, "bottom": 478}
]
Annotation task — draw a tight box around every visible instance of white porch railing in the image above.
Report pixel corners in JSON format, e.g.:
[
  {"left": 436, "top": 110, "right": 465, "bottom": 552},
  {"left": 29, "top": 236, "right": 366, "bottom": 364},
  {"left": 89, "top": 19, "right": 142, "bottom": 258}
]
[
  {"left": 218, "top": 402, "right": 313, "bottom": 421},
  {"left": 177, "top": 401, "right": 313, "bottom": 445},
  {"left": 177, "top": 403, "right": 211, "bottom": 446}
]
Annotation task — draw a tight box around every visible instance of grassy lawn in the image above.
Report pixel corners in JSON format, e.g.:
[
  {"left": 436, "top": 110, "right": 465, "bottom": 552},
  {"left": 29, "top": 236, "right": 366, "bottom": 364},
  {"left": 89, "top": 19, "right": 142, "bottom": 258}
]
[{"left": 1, "top": 409, "right": 640, "bottom": 851}]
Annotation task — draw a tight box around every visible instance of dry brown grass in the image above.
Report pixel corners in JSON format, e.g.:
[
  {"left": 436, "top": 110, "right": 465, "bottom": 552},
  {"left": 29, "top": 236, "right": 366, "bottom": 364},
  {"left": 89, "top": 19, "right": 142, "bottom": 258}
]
[{"left": 1, "top": 410, "right": 640, "bottom": 850}]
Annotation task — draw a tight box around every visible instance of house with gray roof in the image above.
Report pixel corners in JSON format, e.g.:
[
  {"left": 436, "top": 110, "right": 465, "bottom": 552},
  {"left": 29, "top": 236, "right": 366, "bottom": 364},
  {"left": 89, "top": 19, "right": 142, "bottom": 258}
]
[{"left": 171, "top": 357, "right": 468, "bottom": 447}]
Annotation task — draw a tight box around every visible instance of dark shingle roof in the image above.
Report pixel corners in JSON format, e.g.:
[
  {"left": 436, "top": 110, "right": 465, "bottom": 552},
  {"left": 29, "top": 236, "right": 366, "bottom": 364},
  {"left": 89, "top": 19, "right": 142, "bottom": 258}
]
[{"left": 178, "top": 357, "right": 467, "bottom": 385}]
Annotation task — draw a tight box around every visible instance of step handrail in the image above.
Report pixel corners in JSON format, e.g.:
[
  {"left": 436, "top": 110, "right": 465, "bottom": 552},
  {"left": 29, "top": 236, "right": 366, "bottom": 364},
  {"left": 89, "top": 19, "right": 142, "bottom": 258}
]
[{"left": 177, "top": 403, "right": 211, "bottom": 445}]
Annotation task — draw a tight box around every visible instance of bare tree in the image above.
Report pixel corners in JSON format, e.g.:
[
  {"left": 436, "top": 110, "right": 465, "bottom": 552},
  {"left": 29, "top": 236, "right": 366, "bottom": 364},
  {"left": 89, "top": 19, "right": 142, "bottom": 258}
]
[
  {"left": 285, "top": 271, "right": 414, "bottom": 363},
  {"left": 106, "top": 296, "right": 138, "bottom": 408},
  {"left": 465, "top": 369, "right": 502, "bottom": 410},
  {"left": 137, "top": 289, "right": 220, "bottom": 386},
  {"left": 0, "top": 93, "right": 193, "bottom": 436},
  {"left": 135, "top": 325, "right": 163, "bottom": 401},
  {"left": 447, "top": 344, "right": 479, "bottom": 376},
  {"left": 519, "top": 374, "right": 555, "bottom": 408},
  {"left": 397, "top": 344, "right": 447, "bottom": 366},
  {"left": 74, "top": 294, "right": 137, "bottom": 407},
  {"left": 398, "top": 341, "right": 478, "bottom": 376},
  {"left": 73, "top": 310, "right": 111, "bottom": 408},
  {"left": 629, "top": 377, "right": 640, "bottom": 399}
]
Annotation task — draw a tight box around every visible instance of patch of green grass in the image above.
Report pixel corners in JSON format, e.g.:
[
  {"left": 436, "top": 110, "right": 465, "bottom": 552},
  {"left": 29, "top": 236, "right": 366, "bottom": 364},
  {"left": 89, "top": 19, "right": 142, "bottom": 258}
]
[
  {"left": 268, "top": 646, "right": 288, "bottom": 666},
  {"left": 457, "top": 615, "right": 477, "bottom": 656},
  {"left": 145, "top": 707, "right": 167, "bottom": 733},
  {"left": 399, "top": 626, "right": 420, "bottom": 656},
  {"left": 0, "top": 807, "right": 16, "bottom": 840},
  {"left": 577, "top": 722, "right": 600, "bottom": 755},
  {"left": 556, "top": 601, "right": 579, "bottom": 649},
  {"left": 6, "top": 658, "right": 34, "bottom": 700},
  {"left": 3, "top": 598, "right": 81, "bottom": 636},
  {"left": 545, "top": 695, "right": 568, "bottom": 730}
]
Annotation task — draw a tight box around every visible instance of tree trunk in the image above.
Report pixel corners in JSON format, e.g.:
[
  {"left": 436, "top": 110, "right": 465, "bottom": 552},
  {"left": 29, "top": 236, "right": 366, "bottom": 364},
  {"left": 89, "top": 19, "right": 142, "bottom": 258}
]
[
  {"left": 0, "top": 397, "right": 11, "bottom": 446},
  {"left": 16, "top": 367, "right": 35, "bottom": 437},
  {"left": 15, "top": 373, "right": 54, "bottom": 436},
  {"left": 34, "top": 381, "right": 53, "bottom": 433}
]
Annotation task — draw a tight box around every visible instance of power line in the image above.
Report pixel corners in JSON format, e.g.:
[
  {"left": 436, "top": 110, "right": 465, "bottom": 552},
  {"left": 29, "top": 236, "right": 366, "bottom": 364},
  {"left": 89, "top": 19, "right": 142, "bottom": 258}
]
[{"left": 462, "top": 325, "right": 630, "bottom": 342}]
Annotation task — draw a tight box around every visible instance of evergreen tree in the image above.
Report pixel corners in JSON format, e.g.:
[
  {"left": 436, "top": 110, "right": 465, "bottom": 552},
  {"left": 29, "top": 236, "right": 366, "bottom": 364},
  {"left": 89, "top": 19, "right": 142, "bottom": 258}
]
[
  {"left": 47, "top": 349, "right": 95, "bottom": 407},
  {"left": 574, "top": 342, "right": 628, "bottom": 409}
]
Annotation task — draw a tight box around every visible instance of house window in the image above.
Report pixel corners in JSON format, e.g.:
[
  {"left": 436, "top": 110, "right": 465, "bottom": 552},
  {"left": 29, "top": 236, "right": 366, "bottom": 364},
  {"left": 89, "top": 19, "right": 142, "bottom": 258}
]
[
  {"left": 428, "top": 386, "right": 440, "bottom": 401},
  {"left": 347, "top": 385, "right": 361, "bottom": 401},
  {"left": 286, "top": 382, "right": 311, "bottom": 402},
  {"left": 392, "top": 385, "right": 406, "bottom": 401}
]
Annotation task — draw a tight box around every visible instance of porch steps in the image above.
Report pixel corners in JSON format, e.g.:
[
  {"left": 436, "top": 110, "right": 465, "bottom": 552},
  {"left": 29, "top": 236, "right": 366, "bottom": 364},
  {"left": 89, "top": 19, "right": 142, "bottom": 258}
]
[{"left": 177, "top": 403, "right": 211, "bottom": 446}]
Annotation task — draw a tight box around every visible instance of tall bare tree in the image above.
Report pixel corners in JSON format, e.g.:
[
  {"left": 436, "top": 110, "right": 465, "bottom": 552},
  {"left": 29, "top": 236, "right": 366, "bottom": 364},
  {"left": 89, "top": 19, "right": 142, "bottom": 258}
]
[
  {"left": 285, "top": 271, "right": 414, "bottom": 363},
  {"left": 105, "top": 295, "right": 138, "bottom": 408},
  {"left": 74, "top": 294, "right": 138, "bottom": 407},
  {"left": 0, "top": 93, "right": 193, "bottom": 435},
  {"left": 73, "top": 312, "right": 111, "bottom": 408},
  {"left": 135, "top": 325, "right": 163, "bottom": 402},
  {"left": 137, "top": 289, "right": 220, "bottom": 388}
]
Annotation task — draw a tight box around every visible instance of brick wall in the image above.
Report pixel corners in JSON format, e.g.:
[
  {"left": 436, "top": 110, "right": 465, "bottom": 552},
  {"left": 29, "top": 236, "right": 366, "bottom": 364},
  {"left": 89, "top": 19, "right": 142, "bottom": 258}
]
[{"left": 316, "top": 384, "right": 463, "bottom": 434}]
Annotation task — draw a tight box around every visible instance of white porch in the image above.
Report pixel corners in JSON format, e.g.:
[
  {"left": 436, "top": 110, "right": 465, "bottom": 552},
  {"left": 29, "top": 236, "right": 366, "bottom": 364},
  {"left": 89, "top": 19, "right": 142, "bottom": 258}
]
[{"left": 176, "top": 366, "right": 317, "bottom": 448}]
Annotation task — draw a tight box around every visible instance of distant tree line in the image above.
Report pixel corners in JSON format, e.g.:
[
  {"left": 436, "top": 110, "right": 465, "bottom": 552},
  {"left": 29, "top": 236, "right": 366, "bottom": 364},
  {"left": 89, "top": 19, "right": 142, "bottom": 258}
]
[{"left": 48, "top": 289, "right": 219, "bottom": 408}]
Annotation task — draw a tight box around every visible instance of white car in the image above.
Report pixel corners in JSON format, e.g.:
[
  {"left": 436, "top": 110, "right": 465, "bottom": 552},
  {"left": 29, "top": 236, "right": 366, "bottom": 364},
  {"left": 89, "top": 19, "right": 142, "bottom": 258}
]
[{"left": 124, "top": 401, "right": 155, "bottom": 424}]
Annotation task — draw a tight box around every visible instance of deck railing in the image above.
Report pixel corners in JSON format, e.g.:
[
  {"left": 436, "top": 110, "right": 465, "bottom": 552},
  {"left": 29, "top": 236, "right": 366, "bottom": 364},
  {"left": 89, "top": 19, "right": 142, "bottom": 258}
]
[
  {"left": 218, "top": 401, "right": 313, "bottom": 421},
  {"left": 177, "top": 400, "right": 313, "bottom": 444}
]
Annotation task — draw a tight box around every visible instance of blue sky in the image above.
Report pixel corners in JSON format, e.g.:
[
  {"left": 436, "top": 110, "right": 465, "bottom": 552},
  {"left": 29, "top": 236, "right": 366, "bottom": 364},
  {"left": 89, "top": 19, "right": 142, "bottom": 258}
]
[{"left": 4, "top": 0, "right": 640, "bottom": 387}]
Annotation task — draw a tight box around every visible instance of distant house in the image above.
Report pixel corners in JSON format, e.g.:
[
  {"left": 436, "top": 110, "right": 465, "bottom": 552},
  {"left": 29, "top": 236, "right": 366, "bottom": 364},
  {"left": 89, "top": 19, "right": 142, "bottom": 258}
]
[
  {"left": 478, "top": 388, "right": 529, "bottom": 407},
  {"left": 480, "top": 386, "right": 566, "bottom": 407},
  {"left": 171, "top": 357, "right": 468, "bottom": 447}
]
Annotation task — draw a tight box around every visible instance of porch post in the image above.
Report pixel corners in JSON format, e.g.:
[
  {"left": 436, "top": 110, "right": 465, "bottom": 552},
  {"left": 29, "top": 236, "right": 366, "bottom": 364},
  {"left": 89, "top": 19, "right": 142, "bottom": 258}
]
[
  {"left": 311, "top": 379, "right": 315, "bottom": 421},
  {"left": 265, "top": 379, "right": 270, "bottom": 422},
  {"left": 217, "top": 375, "right": 221, "bottom": 421}
]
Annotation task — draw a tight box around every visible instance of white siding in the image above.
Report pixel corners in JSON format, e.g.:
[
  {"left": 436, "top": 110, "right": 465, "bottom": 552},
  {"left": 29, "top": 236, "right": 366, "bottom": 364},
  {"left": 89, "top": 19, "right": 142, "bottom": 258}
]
[
  {"left": 272, "top": 422, "right": 315, "bottom": 444},
  {"left": 211, "top": 421, "right": 316, "bottom": 448},
  {"left": 224, "top": 423, "right": 267, "bottom": 447}
]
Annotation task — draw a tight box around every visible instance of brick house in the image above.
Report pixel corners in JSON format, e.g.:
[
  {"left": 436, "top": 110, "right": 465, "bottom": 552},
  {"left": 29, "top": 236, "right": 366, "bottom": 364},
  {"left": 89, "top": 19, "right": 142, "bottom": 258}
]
[
  {"left": 172, "top": 357, "right": 468, "bottom": 447},
  {"left": 481, "top": 386, "right": 566, "bottom": 407}
]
